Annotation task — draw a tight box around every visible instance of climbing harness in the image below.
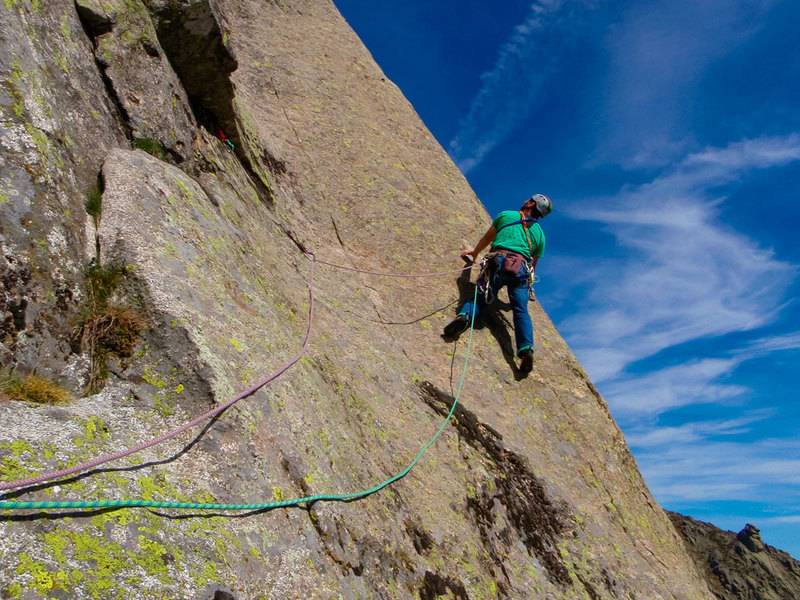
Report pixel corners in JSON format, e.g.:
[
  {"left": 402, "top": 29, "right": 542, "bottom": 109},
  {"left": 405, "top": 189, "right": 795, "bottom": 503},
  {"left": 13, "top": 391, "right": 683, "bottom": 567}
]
[
  {"left": 518, "top": 211, "right": 538, "bottom": 300},
  {"left": 476, "top": 210, "right": 541, "bottom": 304},
  {"left": 0, "top": 249, "right": 478, "bottom": 513},
  {"left": 506, "top": 209, "right": 539, "bottom": 300},
  {"left": 494, "top": 214, "right": 539, "bottom": 234}
]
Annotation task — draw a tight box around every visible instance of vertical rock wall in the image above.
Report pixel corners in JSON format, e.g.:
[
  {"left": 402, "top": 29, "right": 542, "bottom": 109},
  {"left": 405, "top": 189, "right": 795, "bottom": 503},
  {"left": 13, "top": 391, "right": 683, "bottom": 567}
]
[
  {"left": 1, "top": 0, "right": 715, "bottom": 598},
  {"left": 1, "top": 0, "right": 126, "bottom": 378}
]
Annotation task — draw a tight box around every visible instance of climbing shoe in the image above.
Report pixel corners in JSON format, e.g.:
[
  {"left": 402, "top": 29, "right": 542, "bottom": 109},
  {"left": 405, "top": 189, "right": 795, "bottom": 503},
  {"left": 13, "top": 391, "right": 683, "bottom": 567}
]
[
  {"left": 519, "top": 349, "right": 534, "bottom": 373},
  {"left": 443, "top": 315, "right": 469, "bottom": 338}
]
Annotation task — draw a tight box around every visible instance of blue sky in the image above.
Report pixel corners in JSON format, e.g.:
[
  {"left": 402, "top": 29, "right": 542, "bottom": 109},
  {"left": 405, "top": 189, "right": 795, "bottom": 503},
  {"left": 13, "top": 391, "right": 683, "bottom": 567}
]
[{"left": 332, "top": 0, "right": 800, "bottom": 557}]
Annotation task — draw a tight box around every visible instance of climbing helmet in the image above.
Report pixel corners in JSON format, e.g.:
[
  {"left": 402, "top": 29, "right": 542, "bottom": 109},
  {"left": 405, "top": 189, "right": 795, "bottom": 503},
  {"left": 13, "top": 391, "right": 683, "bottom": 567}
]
[{"left": 530, "top": 193, "right": 552, "bottom": 218}]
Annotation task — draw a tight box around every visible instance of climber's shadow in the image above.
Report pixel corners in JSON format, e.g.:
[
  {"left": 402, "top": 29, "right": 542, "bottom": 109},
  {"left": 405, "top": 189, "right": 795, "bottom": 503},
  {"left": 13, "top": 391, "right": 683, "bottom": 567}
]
[
  {"left": 484, "top": 303, "right": 523, "bottom": 377},
  {"left": 453, "top": 260, "right": 477, "bottom": 303},
  {"left": 444, "top": 262, "right": 522, "bottom": 378}
]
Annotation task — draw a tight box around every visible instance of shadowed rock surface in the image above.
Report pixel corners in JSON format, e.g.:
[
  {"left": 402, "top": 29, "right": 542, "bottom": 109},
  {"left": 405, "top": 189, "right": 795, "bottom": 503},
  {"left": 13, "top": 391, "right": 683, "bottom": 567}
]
[
  {"left": 0, "top": 0, "right": 792, "bottom": 598},
  {"left": 668, "top": 513, "right": 800, "bottom": 600}
]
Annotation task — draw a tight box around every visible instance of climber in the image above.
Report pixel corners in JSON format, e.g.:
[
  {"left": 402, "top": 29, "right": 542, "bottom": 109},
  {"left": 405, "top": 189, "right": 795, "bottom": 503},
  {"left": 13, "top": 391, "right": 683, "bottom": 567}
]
[{"left": 443, "top": 194, "right": 551, "bottom": 374}]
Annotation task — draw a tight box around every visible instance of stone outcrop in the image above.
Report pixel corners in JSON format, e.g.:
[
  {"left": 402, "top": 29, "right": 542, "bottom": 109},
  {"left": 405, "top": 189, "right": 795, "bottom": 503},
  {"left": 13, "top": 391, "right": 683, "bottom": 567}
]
[
  {"left": 0, "top": 0, "right": 789, "bottom": 598},
  {"left": 76, "top": 0, "right": 198, "bottom": 161},
  {"left": 669, "top": 513, "right": 800, "bottom": 600},
  {"left": 1, "top": 0, "right": 127, "bottom": 379}
]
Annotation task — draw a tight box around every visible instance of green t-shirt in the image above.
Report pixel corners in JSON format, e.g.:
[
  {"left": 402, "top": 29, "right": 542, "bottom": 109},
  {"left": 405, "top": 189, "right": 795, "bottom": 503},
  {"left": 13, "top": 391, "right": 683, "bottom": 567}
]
[{"left": 491, "top": 210, "right": 545, "bottom": 260}]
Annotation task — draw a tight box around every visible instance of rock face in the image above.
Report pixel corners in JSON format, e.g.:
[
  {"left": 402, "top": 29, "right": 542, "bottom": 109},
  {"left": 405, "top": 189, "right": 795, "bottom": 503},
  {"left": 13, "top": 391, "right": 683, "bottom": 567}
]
[
  {"left": 0, "top": 0, "right": 763, "bottom": 598},
  {"left": 669, "top": 513, "right": 800, "bottom": 600}
]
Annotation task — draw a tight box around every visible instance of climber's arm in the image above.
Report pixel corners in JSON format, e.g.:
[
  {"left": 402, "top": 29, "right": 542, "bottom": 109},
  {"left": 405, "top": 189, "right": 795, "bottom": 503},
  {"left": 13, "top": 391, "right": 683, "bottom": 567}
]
[{"left": 460, "top": 225, "right": 496, "bottom": 263}]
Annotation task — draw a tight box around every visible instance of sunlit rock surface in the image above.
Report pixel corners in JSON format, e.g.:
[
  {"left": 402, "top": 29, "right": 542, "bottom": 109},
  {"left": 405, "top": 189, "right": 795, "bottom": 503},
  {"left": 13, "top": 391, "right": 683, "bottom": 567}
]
[{"left": 0, "top": 0, "right": 792, "bottom": 598}]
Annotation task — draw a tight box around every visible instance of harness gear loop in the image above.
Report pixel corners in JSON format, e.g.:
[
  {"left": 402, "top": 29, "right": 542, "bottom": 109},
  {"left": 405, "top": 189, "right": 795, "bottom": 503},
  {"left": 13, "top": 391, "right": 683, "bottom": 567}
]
[
  {"left": 518, "top": 210, "right": 538, "bottom": 300},
  {"left": 475, "top": 255, "right": 494, "bottom": 304},
  {"left": 481, "top": 211, "right": 539, "bottom": 302}
]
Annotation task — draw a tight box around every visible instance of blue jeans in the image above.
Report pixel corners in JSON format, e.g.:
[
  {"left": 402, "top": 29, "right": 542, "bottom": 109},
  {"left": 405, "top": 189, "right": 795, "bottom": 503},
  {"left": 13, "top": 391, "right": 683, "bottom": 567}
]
[{"left": 459, "top": 254, "right": 533, "bottom": 356}]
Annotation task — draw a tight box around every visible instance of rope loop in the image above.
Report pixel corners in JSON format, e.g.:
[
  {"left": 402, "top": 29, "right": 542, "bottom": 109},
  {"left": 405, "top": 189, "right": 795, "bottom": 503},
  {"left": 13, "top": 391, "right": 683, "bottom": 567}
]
[{"left": 0, "top": 248, "right": 478, "bottom": 512}]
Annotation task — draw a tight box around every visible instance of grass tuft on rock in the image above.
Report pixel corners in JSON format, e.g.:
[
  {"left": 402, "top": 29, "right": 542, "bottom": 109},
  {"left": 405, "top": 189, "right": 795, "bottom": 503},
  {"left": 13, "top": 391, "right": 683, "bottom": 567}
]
[
  {"left": 84, "top": 185, "right": 102, "bottom": 224},
  {"left": 85, "top": 184, "right": 103, "bottom": 258},
  {"left": 77, "top": 263, "right": 147, "bottom": 395},
  {"left": 131, "top": 136, "right": 167, "bottom": 160},
  {"left": 0, "top": 371, "right": 72, "bottom": 405}
]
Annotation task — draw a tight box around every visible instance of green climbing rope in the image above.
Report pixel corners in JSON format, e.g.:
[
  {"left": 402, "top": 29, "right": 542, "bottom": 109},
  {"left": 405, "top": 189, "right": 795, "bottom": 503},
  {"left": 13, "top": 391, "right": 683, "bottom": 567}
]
[{"left": 0, "top": 287, "right": 478, "bottom": 513}]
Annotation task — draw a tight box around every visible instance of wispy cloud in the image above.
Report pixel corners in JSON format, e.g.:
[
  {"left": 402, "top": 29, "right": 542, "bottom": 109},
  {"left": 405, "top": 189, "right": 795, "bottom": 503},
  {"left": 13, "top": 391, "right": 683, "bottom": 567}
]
[
  {"left": 766, "top": 516, "right": 800, "bottom": 524},
  {"left": 447, "top": 0, "right": 597, "bottom": 172},
  {"left": 598, "top": 0, "right": 783, "bottom": 168},
  {"left": 737, "top": 331, "right": 800, "bottom": 357},
  {"left": 561, "top": 134, "right": 800, "bottom": 392},
  {"left": 560, "top": 133, "right": 800, "bottom": 554},
  {"left": 448, "top": 0, "right": 786, "bottom": 172},
  {"left": 603, "top": 358, "right": 748, "bottom": 418},
  {"left": 624, "top": 410, "right": 774, "bottom": 447},
  {"left": 633, "top": 436, "right": 800, "bottom": 503}
]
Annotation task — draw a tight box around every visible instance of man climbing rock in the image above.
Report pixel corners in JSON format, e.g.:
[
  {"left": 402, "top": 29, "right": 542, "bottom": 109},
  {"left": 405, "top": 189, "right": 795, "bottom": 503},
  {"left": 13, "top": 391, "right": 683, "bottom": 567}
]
[{"left": 443, "top": 194, "right": 551, "bottom": 374}]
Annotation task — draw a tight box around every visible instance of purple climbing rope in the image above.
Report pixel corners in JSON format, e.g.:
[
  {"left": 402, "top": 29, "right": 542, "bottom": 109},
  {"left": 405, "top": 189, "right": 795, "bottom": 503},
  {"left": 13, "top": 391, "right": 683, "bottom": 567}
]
[
  {"left": 0, "top": 247, "right": 474, "bottom": 493},
  {"left": 0, "top": 258, "right": 318, "bottom": 492},
  {"left": 313, "top": 257, "right": 473, "bottom": 278}
]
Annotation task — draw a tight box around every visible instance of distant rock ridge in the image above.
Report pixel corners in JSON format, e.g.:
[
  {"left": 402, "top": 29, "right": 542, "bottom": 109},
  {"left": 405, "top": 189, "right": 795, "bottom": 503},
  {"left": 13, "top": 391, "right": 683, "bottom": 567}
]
[
  {"left": 669, "top": 513, "right": 800, "bottom": 599},
  {"left": 738, "top": 523, "right": 768, "bottom": 554},
  {"left": 0, "top": 0, "right": 797, "bottom": 598}
]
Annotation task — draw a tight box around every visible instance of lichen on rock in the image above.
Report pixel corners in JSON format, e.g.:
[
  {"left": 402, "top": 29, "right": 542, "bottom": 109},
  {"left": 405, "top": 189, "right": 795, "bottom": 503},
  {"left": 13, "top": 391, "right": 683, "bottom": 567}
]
[{"left": 1, "top": 0, "right": 794, "bottom": 599}]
